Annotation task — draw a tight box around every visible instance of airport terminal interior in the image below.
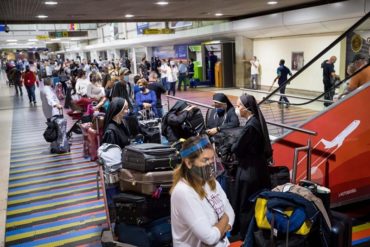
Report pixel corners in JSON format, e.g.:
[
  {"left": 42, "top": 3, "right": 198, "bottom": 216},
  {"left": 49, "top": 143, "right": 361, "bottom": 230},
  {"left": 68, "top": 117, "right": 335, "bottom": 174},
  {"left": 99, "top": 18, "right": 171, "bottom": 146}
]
[{"left": 0, "top": 0, "right": 370, "bottom": 246}]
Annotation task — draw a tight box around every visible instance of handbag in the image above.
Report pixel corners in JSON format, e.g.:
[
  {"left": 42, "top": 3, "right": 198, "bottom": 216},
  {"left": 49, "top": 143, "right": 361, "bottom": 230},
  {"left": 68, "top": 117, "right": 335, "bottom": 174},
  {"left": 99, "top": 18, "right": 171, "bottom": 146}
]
[{"left": 43, "top": 121, "right": 58, "bottom": 142}]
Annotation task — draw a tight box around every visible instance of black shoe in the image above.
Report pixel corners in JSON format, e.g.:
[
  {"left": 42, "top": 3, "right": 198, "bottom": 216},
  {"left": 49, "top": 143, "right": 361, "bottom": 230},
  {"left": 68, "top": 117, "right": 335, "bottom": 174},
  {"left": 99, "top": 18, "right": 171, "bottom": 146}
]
[{"left": 33, "top": 101, "right": 37, "bottom": 105}]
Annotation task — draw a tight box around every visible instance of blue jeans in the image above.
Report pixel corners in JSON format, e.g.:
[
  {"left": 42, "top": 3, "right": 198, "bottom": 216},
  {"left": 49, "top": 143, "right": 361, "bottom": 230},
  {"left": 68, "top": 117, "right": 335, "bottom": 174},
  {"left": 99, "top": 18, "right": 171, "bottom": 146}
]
[
  {"left": 161, "top": 77, "right": 168, "bottom": 91},
  {"left": 168, "top": 81, "right": 176, "bottom": 96},
  {"left": 156, "top": 107, "right": 164, "bottom": 118},
  {"left": 26, "top": 85, "right": 36, "bottom": 102},
  {"left": 177, "top": 74, "right": 187, "bottom": 91}
]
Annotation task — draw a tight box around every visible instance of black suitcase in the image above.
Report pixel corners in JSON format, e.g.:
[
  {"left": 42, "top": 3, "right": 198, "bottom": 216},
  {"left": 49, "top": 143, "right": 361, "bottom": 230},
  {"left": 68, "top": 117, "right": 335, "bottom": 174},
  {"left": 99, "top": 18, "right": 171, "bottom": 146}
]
[
  {"left": 269, "top": 165, "right": 290, "bottom": 189},
  {"left": 330, "top": 211, "right": 352, "bottom": 247},
  {"left": 122, "top": 143, "right": 181, "bottom": 172},
  {"left": 139, "top": 119, "right": 161, "bottom": 144},
  {"left": 113, "top": 192, "right": 171, "bottom": 226}
]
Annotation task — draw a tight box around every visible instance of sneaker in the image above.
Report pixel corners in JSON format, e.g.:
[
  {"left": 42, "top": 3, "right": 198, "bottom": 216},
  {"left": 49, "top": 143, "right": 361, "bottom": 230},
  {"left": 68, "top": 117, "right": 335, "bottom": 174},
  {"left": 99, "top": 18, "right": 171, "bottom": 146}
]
[{"left": 33, "top": 101, "right": 37, "bottom": 105}]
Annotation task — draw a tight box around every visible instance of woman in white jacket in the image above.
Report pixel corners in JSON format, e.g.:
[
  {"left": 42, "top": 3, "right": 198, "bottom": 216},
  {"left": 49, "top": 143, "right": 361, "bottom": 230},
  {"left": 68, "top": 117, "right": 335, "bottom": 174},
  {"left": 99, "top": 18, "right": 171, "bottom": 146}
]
[{"left": 171, "top": 135, "right": 235, "bottom": 247}]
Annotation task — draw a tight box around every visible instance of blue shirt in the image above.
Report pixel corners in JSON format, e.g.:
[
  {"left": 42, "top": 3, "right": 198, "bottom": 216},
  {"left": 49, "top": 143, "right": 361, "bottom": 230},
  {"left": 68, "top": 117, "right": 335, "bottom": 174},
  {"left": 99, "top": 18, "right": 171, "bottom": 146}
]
[
  {"left": 277, "top": 65, "right": 292, "bottom": 85},
  {"left": 178, "top": 63, "right": 187, "bottom": 74}
]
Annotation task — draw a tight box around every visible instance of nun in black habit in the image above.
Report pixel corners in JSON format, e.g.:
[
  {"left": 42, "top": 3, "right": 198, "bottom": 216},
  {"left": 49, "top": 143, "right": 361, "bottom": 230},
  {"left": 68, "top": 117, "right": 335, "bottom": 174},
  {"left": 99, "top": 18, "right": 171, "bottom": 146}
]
[
  {"left": 102, "top": 97, "right": 130, "bottom": 149},
  {"left": 231, "top": 93, "right": 273, "bottom": 239},
  {"left": 205, "top": 93, "right": 240, "bottom": 136}
]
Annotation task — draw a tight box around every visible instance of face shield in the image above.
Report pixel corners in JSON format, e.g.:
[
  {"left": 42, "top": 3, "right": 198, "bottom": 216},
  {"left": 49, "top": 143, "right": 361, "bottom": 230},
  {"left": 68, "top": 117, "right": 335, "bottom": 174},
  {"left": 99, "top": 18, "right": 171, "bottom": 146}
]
[{"left": 180, "top": 137, "right": 217, "bottom": 181}]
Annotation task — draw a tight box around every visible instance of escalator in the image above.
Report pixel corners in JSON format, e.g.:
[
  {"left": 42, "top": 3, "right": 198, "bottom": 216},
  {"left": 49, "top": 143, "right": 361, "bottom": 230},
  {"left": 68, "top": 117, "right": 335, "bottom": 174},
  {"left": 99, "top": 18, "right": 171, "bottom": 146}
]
[{"left": 259, "top": 11, "right": 370, "bottom": 246}]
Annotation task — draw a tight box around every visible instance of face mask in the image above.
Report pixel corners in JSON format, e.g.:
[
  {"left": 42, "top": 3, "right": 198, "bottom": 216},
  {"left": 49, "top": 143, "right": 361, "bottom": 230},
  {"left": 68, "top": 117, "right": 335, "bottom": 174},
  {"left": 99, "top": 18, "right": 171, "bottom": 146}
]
[
  {"left": 190, "top": 162, "right": 216, "bottom": 181},
  {"left": 139, "top": 86, "right": 145, "bottom": 91},
  {"left": 124, "top": 75, "right": 129, "bottom": 81},
  {"left": 235, "top": 108, "right": 241, "bottom": 118},
  {"left": 216, "top": 108, "right": 225, "bottom": 116}
]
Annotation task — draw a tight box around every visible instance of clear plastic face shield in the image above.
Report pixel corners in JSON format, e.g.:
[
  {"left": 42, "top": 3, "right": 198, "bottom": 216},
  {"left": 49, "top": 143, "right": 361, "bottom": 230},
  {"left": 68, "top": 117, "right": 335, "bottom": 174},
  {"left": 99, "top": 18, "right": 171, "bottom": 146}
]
[{"left": 180, "top": 137, "right": 217, "bottom": 181}]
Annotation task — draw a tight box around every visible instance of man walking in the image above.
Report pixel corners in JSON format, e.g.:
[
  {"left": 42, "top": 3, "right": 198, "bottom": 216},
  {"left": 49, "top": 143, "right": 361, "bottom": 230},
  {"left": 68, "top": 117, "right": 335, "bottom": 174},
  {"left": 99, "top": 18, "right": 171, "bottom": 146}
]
[
  {"left": 273, "top": 59, "right": 292, "bottom": 108},
  {"left": 321, "top": 56, "right": 339, "bottom": 107}
]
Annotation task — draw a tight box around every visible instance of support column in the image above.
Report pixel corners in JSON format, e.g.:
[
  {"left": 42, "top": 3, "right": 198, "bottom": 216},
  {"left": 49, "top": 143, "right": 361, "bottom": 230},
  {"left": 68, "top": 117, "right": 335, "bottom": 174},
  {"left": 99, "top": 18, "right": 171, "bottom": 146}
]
[{"left": 235, "top": 36, "right": 253, "bottom": 89}]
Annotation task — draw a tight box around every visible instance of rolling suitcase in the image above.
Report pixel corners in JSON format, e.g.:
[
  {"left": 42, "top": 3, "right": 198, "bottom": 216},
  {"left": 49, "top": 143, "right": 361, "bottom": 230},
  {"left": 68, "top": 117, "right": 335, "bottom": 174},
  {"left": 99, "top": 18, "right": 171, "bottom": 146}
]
[
  {"left": 122, "top": 143, "right": 181, "bottom": 172},
  {"left": 119, "top": 168, "right": 173, "bottom": 195},
  {"left": 269, "top": 165, "right": 290, "bottom": 189},
  {"left": 115, "top": 217, "right": 172, "bottom": 247},
  {"left": 50, "top": 112, "right": 70, "bottom": 154},
  {"left": 79, "top": 122, "right": 92, "bottom": 158},
  {"left": 113, "top": 192, "right": 171, "bottom": 226}
]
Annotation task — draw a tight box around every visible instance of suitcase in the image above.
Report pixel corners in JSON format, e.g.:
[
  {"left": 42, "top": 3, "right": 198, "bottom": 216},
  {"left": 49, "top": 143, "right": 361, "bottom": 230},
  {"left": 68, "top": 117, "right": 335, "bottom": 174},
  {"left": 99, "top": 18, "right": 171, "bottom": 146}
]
[
  {"left": 87, "top": 127, "right": 100, "bottom": 161},
  {"left": 269, "top": 165, "right": 290, "bottom": 189},
  {"left": 119, "top": 168, "right": 173, "bottom": 195},
  {"left": 113, "top": 192, "right": 171, "bottom": 226},
  {"left": 50, "top": 114, "right": 70, "bottom": 154},
  {"left": 80, "top": 122, "right": 92, "bottom": 158},
  {"left": 122, "top": 143, "right": 181, "bottom": 172},
  {"left": 330, "top": 211, "right": 352, "bottom": 247},
  {"left": 139, "top": 119, "right": 161, "bottom": 144}
]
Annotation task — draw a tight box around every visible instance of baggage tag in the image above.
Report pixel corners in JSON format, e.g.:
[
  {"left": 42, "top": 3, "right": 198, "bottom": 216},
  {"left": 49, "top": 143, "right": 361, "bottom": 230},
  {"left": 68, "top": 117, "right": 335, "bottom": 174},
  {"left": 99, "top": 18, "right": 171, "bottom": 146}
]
[{"left": 152, "top": 186, "right": 163, "bottom": 199}]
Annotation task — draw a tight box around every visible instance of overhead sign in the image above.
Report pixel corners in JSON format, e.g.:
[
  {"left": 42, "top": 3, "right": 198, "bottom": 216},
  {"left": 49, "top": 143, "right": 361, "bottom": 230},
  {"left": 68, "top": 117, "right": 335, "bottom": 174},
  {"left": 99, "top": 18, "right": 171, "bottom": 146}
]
[
  {"left": 69, "top": 24, "right": 80, "bottom": 31},
  {"left": 48, "top": 31, "right": 88, "bottom": 38},
  {"left": 143, "top": 28, "right": 175, "bottom": 35},
  {"left": 36, "top": 35, "right": 50, "bottom": 40},
  {"left": 137, "top": 22, "right": 149, "bottom": 35}
]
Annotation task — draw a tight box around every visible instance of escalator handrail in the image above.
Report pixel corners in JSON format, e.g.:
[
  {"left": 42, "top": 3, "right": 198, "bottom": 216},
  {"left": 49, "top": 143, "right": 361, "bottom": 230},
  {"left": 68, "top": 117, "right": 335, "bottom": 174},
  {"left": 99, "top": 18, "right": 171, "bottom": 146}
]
[
  {"left": 258, "top": 11, "right": 370, "bottom": 105},
  {"left": 284, "top": 62, "right": 369, "bottom": 106}
]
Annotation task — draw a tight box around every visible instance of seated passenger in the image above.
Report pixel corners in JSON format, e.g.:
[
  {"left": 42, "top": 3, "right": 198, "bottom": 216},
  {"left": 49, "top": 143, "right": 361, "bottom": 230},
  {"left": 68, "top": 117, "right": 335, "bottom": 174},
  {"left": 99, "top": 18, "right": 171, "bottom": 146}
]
[
  {"left": 135, "top": 78, "right": 158, "bottom": 117},
  {"left": 101, "top": 98, "right": 130, "bottom": 149},
  {"left": 171, "top": 135, "right": 235, "bottom": 247},
  {"left": 70, "top": 70, "right": 93, "bottom": 113},
  {"left": 87, "top": 72, "right": 106, "bottom": 112},
  {"left": 206, "top": 93, "right": 240, "bottom": 136},
  {"left": 148, "top": 71, "right": 167, "bottom": 118}
]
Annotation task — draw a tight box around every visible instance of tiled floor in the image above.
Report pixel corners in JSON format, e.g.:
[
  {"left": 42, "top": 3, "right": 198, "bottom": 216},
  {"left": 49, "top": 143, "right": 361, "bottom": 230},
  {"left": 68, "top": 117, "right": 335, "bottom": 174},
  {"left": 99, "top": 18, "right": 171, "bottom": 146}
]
[{"left": 1, "top": 76, "right": 107, "bottom": 246}]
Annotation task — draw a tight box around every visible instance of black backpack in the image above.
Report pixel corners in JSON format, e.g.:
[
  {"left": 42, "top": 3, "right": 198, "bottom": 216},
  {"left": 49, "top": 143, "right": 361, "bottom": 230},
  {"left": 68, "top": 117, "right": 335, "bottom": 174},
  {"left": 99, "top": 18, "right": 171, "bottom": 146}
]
[{"left": 43, "top": 121, "right": 58, "bottom": 142}]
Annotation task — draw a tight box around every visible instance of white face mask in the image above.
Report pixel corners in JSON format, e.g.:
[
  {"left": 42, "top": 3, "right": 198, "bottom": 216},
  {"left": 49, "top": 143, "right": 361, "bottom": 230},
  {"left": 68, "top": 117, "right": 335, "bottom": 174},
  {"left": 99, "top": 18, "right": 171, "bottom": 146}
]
[{"left": 235, "top": 108, "right": 241, "bottom": 118}]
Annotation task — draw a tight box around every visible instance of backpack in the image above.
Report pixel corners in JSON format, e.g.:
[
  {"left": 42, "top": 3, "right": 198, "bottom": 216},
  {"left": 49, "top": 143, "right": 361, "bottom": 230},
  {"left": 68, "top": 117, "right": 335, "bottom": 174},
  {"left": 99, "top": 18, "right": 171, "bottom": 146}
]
[
  {"left": 244, "top": 189, "right": 331, "bottom": 247},
  {"left": 213, "top": 127, "right": 243, "bottom": 174},
  {"left": 184, "top": 107, "right": 205, "bottom": 136},
  {"left": 43, "top": 121, "right": 58, "bottom": 142},
  {"left": 98, "top": 143, "right": 122, "bottom": 173}
]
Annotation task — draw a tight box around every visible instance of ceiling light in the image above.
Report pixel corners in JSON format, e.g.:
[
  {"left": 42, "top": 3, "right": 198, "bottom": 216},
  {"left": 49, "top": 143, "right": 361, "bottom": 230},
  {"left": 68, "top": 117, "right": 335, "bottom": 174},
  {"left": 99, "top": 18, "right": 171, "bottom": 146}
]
[
  {"left": 6, "top": 39, "right": 17, "bottom": 42},
  {"left": 45, "top": 1, "right": 58, "bottom": 5},
  {"left": 215, "top": 13, "right": 224, "bottom": 17},
  {"left": 267, "top": 1, "right": 278, "bottom": 5},
  {"left": 36, "top": 15, "right": 48, "bottom": 18},
  {"left": 7, "top": 43, "right": 17, "bottom": 45},
  {"left": 125, "top": 14, "right": 134, "bottom": 18},
  {"left": 28, "top": 39, "right": 38, "bottom": 42},
  {"left": 51, "top": 38, "right": 61, "bottom": 41},
  {"left": 156, "top": 1, "right": 169, "bottom": 6}
]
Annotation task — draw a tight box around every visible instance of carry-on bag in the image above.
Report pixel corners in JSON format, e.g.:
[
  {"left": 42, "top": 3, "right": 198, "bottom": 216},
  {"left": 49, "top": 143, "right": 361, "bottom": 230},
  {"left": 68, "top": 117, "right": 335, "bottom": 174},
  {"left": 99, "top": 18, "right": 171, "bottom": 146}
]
[
  {"left": 98, "top": 143, "right": 123, "bottom": 185},
  {"left": 115, "top": 217, "right": 172, "bottom": 247},
  {"left": 139, "top": 119, "right": 161, "bottom": 144},
  {"left": 113, "top": 192, "right": 171, "bottom": 226},
  {"left": 119, "top": 168, "right": 173, "bottom": 195},
  {"left": 269, "top": 165, "right": 290, "bottom": 189},
  {"left": 122, "top": 143, "right": 180, "bottom": 172},
  {"left": 50, "top": 110, "right": 70, "bottom": 153}
]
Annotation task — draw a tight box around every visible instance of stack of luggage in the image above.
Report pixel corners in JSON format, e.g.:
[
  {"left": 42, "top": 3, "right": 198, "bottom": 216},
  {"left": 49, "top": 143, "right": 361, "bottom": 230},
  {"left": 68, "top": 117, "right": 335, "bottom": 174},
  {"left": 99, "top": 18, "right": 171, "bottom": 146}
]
[{"left": 99, "top": 142, "right": 181, "bottom": 247}]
